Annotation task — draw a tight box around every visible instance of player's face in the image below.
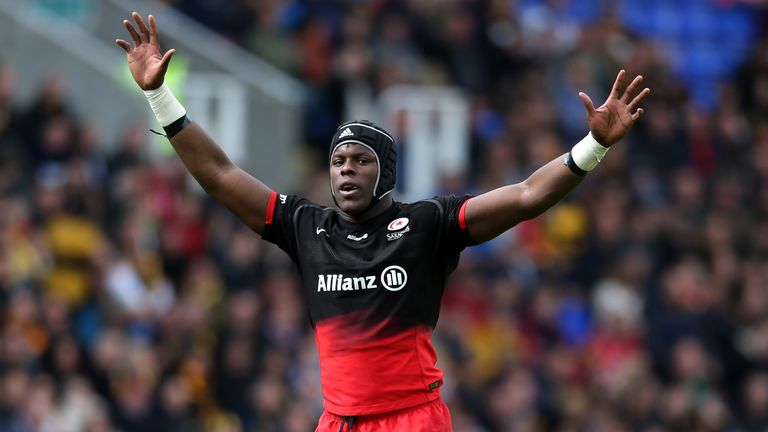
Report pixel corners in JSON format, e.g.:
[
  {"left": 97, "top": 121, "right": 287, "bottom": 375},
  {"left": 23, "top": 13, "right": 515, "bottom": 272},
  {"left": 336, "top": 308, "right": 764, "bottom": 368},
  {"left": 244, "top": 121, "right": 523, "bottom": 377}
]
[{"left": 330, "top": 144, "right": 378, "bottom": 214}]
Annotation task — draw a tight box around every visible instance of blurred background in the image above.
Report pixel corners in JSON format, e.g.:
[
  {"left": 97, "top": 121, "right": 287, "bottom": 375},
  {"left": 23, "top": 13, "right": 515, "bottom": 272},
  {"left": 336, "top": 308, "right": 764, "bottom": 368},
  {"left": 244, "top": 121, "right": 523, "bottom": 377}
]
[{"left": 1, "top": 0, "right": 768, "bottom": 431}]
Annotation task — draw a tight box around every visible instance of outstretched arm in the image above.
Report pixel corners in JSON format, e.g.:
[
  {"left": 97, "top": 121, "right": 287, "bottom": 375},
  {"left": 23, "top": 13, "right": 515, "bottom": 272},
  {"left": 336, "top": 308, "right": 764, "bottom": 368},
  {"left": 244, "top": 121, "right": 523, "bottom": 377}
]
[
  {"left": 464, "top": 70, "right": 650, "bottom": 243},
  {"left": 116, "top": 13, "right": 273, "bottom": 234}
]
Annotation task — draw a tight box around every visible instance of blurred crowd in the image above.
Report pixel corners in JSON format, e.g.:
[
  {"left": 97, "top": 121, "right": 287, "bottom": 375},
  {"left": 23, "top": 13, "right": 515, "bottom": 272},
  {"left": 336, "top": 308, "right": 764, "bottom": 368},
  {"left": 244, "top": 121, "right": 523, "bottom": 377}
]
[{"left": 3, "top": 0, "right": 768, "bottom": 431}]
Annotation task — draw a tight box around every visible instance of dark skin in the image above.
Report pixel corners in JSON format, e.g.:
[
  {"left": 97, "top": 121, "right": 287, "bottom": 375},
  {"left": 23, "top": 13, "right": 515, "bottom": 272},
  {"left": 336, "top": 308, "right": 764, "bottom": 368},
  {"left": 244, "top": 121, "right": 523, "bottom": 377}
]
[
  {"left": 464, "top": 70, "right": 649, "bottom": 242},
  {"left": 330, "top": 144, "right": 393, "bottom": 221},
  {"left": 117, "top": 13, "right": 273, "bottom": 234},
  {"left": 117, "top": 12, "right": 650, "bottom": 240}
]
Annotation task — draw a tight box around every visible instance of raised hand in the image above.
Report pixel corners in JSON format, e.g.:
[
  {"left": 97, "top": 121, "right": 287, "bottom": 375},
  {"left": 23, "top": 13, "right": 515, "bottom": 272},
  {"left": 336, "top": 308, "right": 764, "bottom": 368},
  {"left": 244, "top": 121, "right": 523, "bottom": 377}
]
[
  {"left": 578, "top": 70, "right": 650, "bottom": 147},
  {"left": 115, "top": 12, "right": 175, "bottom": 90}
]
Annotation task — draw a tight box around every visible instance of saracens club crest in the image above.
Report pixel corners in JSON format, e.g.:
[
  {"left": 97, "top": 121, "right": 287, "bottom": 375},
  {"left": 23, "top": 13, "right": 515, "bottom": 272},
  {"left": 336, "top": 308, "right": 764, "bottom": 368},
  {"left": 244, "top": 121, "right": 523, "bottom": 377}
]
[
  {"left": 387, "top": 217, "right": 409, "bottom": 231},
  {"left": 386, "top": 217, "right": 410, "bottom": 242}
]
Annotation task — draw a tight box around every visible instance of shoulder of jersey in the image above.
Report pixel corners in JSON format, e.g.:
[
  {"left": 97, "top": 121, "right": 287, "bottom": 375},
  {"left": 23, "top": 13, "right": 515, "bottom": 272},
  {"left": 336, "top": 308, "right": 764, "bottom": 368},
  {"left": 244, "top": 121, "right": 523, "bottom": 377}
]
[{"left": 405, "top": 199, "right": 444, "bottom": 215}]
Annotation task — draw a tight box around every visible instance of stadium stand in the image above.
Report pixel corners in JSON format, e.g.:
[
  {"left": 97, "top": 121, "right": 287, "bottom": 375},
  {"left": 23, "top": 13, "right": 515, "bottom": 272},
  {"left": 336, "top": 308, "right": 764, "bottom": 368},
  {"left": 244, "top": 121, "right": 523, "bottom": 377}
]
[{"left": 1, "top": 0, "right": 768, "bottom": 431}]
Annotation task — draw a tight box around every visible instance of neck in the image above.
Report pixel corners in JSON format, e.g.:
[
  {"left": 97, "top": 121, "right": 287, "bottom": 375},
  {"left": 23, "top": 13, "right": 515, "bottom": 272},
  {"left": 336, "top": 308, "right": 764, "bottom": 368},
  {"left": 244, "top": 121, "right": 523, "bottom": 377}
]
[{"left": 340, "top": 195, "right": 394, "bottom": 223}]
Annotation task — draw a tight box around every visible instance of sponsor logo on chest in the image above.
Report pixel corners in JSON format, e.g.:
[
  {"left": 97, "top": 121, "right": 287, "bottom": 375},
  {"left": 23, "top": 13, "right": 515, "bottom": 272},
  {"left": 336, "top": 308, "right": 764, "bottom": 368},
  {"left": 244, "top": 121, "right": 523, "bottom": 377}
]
[{"left": 317, "top": 266, "right": 408, "bottom": 292}]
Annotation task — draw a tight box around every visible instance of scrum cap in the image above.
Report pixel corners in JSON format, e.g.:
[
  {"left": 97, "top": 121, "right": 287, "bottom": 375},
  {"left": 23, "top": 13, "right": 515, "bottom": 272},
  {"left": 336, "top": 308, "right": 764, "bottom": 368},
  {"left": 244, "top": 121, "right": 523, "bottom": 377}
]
[{"left": 329, "top": 120, "right": 398, "bottom": 199}]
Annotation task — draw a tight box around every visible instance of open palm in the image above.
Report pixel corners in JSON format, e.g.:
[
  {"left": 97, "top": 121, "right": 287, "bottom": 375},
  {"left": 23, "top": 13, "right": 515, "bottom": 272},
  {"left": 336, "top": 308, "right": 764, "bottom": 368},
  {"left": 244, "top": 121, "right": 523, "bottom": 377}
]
[
  {"left": 116, "top": 13, "right": 175, "bottom": 91},
  {"left": 579, "top": 70, "right": 650, "bottom": 147}
]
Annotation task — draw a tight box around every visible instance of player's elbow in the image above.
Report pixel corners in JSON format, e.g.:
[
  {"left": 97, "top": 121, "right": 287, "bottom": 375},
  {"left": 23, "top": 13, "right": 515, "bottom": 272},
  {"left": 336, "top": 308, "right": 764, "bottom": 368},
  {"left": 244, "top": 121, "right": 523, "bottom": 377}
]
[{"left": 195, "top": 163, "right": 234, "bottom": 196}]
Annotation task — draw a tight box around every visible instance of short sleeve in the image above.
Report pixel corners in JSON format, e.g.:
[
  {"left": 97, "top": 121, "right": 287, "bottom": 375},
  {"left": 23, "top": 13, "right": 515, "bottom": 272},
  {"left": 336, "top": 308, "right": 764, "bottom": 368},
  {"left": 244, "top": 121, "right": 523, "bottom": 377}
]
[
  {"left": 431, "top": 194, "right": 477, "bottom": 251},
  {"left": 260, "top": 191, "right": 310, "bottom": 262}
]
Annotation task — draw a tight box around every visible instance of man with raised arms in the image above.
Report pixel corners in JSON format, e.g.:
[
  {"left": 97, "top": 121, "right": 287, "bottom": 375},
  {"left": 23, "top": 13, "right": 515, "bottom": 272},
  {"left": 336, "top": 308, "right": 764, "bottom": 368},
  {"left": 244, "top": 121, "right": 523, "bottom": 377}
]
[{"left": 116, "top": 12, "right": 649, "bottom": 432}]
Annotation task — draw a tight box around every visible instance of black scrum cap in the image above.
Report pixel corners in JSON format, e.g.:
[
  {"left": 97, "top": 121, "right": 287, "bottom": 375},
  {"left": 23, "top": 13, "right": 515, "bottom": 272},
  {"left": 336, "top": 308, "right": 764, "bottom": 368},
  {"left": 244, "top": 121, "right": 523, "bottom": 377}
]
[{"left": 329, "top": 120, "right": 398, "bottom": 199}]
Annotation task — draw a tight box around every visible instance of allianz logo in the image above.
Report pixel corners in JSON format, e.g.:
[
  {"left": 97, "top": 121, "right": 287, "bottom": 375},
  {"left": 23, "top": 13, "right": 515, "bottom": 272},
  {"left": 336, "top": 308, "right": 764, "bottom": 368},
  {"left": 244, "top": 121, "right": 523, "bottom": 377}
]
[{"left": 317, "top": 265, "right": 408, "bottom": 292}]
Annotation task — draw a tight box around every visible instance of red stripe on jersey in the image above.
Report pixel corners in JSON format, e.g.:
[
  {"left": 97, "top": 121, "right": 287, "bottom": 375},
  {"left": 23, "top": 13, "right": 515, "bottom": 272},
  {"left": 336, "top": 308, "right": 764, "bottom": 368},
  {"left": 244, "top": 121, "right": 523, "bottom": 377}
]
[
  {"left": 265, "top": 191, "right": 277, "bottom": 225},
  {"left": 315, "top": 313, "right": 442, "bottom": 416},
  {"left": 458, "top": 198, "right": 470, "bottom": 230}
]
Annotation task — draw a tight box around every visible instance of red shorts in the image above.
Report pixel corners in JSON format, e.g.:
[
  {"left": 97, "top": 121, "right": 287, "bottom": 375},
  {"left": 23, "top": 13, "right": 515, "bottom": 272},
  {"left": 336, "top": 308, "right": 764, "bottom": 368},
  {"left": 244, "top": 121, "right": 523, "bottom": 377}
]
[{"left": 315, "top": 399, "right": 452, "bottom": 432}]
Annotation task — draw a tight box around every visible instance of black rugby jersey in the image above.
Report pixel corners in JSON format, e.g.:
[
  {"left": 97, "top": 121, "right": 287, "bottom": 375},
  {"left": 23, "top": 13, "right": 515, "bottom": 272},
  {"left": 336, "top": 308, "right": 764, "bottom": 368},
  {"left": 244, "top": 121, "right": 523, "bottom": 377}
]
[{"left": 262, "top": 191, "right": 474, "bottom": 415}]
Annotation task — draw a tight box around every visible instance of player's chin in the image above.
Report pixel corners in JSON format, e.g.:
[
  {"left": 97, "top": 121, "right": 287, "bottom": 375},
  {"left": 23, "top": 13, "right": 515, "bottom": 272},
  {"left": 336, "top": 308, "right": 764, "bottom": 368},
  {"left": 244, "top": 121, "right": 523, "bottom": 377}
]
[{"left": 336, "top": 196, "right": 369, "bottom": 215}]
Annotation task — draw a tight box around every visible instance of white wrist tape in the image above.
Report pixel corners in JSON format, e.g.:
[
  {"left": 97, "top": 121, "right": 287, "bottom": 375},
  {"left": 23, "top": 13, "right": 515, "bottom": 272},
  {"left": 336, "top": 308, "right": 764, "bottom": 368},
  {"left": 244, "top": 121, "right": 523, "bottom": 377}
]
[
  {"left": 143, "top": 83, "right": 186, "bottom": 127},
  {"left": 571, "top": 132, "right": 609, "bottom": 172}
]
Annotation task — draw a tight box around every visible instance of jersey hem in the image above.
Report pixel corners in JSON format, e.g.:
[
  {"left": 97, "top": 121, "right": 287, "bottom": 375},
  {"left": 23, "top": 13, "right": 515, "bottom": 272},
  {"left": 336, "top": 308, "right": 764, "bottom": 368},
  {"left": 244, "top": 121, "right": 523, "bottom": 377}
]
[
  {"left": 323, "top": 389, "right": 441, "bottom": 417},
  {"left": 322, "top": 397, "right": 444, "bottom": 420}
]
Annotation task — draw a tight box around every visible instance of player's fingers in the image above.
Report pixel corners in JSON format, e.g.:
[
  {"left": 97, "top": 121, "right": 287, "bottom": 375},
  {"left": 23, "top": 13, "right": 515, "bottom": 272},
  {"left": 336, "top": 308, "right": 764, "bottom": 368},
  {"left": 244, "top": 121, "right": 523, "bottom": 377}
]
[
  {"left": 133, "top": 12, "right": 150, "bottom": 43},
  {"left": 115, "top": 39, "right": 132, "bottom": 53},
  {"left": 123, "top": 20, "right": 141, "bottom": 46},
  {"left": 621, "top": 75, "right": 644, "bottom": 104},
  {"left": 609, "top": 69, "right": 626, "bottom": 100},
  {"left": 627, "top": 88, "right": 650, "bottom": 112},
  {"left": 631, "top": 108, "right": 645, "bottom": 121},
  {"left": 148, "top": 15, "right": 159, "bottom": 46},
  {"left": 579, "top": 92, "right": 597, "bottom": 117},
  {"left": 159, "top": 49, "right": 176, "bottom": 71}
]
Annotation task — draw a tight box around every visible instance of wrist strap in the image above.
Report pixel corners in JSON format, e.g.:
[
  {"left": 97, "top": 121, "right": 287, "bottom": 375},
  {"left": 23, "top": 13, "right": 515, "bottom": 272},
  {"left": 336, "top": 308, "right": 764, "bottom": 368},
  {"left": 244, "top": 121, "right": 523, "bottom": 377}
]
[
  {"left": 564, "top": 151, "right": 587, "bottom": 176},
  {"left": 143, "top": 83, "right": 186, "bottom": 127},
  {"left": 163, "top": 115, "right": 191, "bottom": 139},
  {"left": 570, "top": 132, "right": 609, "bottom": 173}
]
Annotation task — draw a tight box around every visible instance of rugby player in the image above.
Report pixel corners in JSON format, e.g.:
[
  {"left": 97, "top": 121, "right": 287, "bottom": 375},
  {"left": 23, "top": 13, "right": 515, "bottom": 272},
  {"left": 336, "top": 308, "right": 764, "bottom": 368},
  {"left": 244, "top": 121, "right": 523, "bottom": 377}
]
[{"left": 116, "top": 12, "right": 649, "bottom": 431}]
